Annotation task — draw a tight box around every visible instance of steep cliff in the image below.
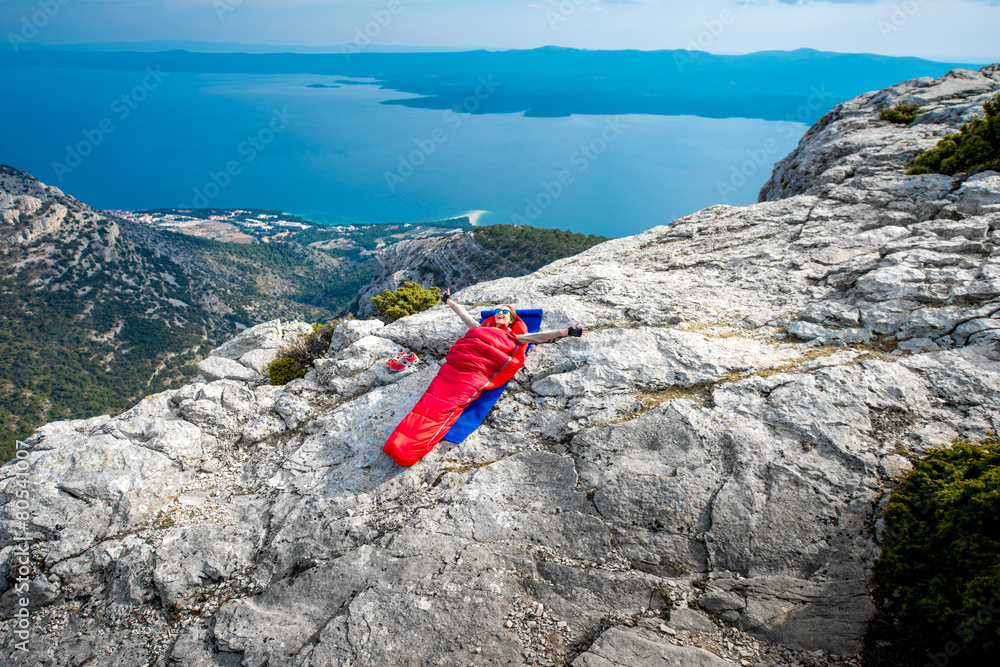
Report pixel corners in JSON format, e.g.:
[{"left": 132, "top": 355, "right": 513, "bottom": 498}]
[{"left": 2, "top": 65, "right": 1000, "bottom": 666}]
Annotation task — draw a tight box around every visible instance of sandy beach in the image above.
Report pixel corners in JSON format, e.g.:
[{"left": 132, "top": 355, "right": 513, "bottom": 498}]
[{"left": 460, "top": 210, "right": 488, "bottom": 226}]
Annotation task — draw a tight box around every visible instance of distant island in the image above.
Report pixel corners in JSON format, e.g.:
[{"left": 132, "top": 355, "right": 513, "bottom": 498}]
[{"left": 0, "top": 47, "right": 983, "bottom": 122}]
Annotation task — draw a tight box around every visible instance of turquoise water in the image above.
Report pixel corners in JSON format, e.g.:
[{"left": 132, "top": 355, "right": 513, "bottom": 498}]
[{"left": 0, "top": 67, "right": 806, "bottom": 237}]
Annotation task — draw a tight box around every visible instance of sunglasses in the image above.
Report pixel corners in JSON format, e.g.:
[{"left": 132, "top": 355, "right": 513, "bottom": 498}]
[{"left": 495, "top": 309, "right": 510, "bottom": 315}]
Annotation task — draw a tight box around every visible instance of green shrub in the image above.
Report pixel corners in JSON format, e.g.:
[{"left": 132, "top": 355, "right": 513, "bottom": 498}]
[
  {"left": 267, "top": 357, "right": 307, "bottom": 386},
  {"left": 371, "top": 282, "right": 441, "bottom": 323},
  {"left": 908, "top": 94, "right": 1000, "bottom": 175},
  {"left": 872, "top": 435, "right": 1000, "bottom": 661},
  {"left": 880, "top": 103, "right": 924, "bottom": 125},
  {"left": 305, "top": 322, "right": 338, "bottom": 358},
  {"left": 268, "top": 335, "right": 311, "bottom": 385},
  {"left": 266, "top": 319, "right": 344, "bottom": 386}
]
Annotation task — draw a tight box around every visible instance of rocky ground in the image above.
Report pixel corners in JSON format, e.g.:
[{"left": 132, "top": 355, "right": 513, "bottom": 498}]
[{"left": 2, "top": 65, "right": 1000, "bottom": 666}]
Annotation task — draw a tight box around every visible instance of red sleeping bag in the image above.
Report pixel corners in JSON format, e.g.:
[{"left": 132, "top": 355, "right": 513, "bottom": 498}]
[{"left": 383, "top": 319, "right": 528, "bottom": 466}]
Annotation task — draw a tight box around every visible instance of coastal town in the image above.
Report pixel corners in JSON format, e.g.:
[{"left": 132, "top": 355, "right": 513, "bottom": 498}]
[{"left": 105, "top": 208, "right": 322, "bottom": 244}]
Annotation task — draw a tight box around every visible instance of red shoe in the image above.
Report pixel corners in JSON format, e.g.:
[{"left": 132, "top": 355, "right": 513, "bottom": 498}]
[
  {"left": 401, "top": 352, "right": 418, "bottom": 365},
  {"left": 386, "top": 357, "right": 407, "bottom": 372}
]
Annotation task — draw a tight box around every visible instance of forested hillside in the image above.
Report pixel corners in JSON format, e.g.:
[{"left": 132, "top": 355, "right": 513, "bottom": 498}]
[{"left": 472, "top": 224, "right": 606, "bottom": 275}]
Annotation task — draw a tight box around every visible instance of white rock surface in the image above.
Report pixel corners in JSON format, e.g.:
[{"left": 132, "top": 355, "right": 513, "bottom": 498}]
[
  {"left": 327, "top": 317, "right": 387, "bottom": 353},
  {"left": 197, "top": 356, "right": 260, "bottom": 383}
]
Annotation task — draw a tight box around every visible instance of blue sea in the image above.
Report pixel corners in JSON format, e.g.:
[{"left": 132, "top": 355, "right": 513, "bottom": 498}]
[{"left": 0, "top": 67, "right": 807, "bottom": 238}]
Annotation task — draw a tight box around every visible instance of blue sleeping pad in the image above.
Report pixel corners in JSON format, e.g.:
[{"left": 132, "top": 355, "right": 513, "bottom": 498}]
[{"left": 441, "top": 309, "right": 543, "bottom": 443}]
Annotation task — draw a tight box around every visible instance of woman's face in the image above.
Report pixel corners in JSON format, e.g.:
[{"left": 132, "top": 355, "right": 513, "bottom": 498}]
[{"left": 494, "top": 307, "right": 512, "bottom": 326}]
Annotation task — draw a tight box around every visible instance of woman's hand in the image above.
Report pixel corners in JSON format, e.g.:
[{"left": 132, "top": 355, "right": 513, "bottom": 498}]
[
  {"left": 441, "top": 287, "right": 451, "bottom": 304},
  {"left": 567, "top": 323, "right": 588, "bottom": 337}
]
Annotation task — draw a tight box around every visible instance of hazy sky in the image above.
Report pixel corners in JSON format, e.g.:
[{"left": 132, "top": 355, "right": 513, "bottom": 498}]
[{"left": 3, "top": 0, "right": 999, "bottom": 63}]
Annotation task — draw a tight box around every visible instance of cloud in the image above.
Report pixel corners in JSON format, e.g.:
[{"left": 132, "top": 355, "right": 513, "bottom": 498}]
[{"left": 526, "top": 0, "right": 606, "bottom": 16}]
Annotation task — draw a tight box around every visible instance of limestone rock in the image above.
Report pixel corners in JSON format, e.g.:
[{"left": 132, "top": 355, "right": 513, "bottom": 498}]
[
  {"left": 4, "top": 427, "right": 189, "bottom": 567},
  {"left": 572, "top": 627, "right": 735, "bottom": 666},
  {"left": 327, "top": 318, "right": 386, "bottom": 353},
  {"left": 210, "top": 319, "right": 311, "bottom": 360},
  {"left": 98, "top": 536, "right": 158, "bottom": 612},
  {"left": 197, "top": 356, "right": 259, "bottom": 383},
  {"left": 314, "top": 334, "right": 411, "bottom": 399},
  {"left": 238, "top": 347, "right": 280, "bottom": 374},
  {"left": 669, "top": 608, "right": 719, "bottom": 634},
  {"left": 955, "top": 171, "right": 1000, "bottom": 215},
  {"left": 153, "top": 522, "right": 261, "bottom": 608}
]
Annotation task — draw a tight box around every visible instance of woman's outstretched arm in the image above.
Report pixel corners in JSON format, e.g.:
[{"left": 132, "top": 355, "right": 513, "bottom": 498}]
[
  {"left": 516, "top": 322, "right": 588, "bottom": 344},
  {"left": 442, "top": 288, "right": 479, "bottom": 329}
]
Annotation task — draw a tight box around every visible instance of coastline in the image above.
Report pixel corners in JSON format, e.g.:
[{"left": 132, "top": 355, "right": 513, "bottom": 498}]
[{"left": 458, "top": 209, "right": 488, "bottom": 226}]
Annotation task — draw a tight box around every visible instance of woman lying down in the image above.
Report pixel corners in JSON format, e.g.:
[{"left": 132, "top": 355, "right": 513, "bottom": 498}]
[{"left": 382, "top": 288, "right": 588, "bottom": 466}]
